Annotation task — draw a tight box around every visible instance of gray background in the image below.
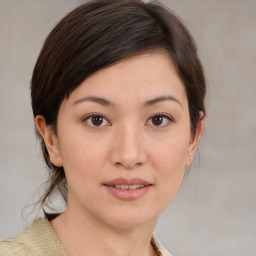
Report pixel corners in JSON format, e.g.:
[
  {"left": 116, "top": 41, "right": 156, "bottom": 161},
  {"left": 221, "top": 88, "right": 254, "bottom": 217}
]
[{"left": 0, "top": 0, "right": 255, "bottom": 255}]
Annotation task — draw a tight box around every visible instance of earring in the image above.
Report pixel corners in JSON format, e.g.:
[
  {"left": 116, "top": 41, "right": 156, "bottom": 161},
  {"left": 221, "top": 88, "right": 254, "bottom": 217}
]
[{"left": 187, "top": 154, "right": 193, "bottom": 166}]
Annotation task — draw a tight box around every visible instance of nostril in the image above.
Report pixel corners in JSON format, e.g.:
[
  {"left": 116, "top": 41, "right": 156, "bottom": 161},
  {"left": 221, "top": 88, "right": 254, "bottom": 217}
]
[{"left": 115, "top": 161, "right": 143, "bottom": 169}]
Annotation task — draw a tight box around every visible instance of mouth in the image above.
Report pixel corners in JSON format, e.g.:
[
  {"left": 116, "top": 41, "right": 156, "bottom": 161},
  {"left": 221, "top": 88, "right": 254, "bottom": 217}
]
[
  {"left": 109, "top": 184, "right": 146, "bottom": 190},
  {"left": 104, "top": 177, "right": 151, "bottom": 186},
  {"left": 103, "top": 178, "right": 152, "bottom": 200}
]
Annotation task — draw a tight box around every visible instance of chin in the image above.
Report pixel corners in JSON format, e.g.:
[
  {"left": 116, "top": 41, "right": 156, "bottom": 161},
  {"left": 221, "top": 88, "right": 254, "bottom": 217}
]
[{"left": 99, "top": 208, "right": 159, "bottom": 230}]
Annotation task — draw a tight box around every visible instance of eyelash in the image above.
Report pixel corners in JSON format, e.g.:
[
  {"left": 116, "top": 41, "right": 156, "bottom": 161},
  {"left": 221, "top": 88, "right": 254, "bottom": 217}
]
[
  {"left": 146, "top": 113, "right": 174, "bottom": 127},
  {"left": 82, "top": 113, "right": 174, "bottom": 128},
  {"left": 82, "top": 114, "right": 111, "bottom": 128}
]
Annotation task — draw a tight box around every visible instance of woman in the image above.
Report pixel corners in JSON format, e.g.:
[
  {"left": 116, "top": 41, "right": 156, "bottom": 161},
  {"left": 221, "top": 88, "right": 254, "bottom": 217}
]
[{"left": 0, "top": 0, "right": 206, "bottom": 255}]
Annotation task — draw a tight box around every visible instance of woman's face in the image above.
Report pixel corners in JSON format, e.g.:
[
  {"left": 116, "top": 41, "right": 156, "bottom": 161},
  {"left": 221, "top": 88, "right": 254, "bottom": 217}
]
[{"left": 39, "top": 52, "right": 202, "bottom": 229}]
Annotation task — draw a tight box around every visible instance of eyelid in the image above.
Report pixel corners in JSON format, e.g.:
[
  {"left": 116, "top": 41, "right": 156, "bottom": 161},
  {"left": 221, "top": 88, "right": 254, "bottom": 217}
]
[
  {"left": 82, "top": 113, "right": 111, "bottom": 128},
  {"left": 145, "top": 113, "right": 174, "bottom": 127}
]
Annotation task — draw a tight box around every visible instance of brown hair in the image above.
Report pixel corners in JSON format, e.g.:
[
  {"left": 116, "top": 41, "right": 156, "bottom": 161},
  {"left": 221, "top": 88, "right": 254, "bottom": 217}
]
[{"left": 31, "top": 0, "right": 206, "bottom": 211}]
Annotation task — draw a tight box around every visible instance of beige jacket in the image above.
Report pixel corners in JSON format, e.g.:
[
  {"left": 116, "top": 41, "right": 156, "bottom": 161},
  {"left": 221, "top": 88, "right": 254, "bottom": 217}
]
[{"left": 0, "top": 218, "right": 172, "bottom": 256}]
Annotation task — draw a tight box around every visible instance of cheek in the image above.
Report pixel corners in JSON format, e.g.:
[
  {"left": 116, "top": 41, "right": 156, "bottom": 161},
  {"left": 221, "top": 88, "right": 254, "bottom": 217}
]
[
  {"left": 58, "top": 132, "right": 108, "bottom": 181},
  {"left": 59, "top": 137, "right": 109, "bottom": 205},
  {"left": 150, "top": 134, "right": 189, "bottom": 186}
]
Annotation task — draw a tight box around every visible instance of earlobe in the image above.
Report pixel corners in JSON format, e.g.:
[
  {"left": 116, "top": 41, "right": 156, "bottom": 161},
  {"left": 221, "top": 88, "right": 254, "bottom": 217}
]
[
  {"left": 35, "top": 115, "right": 63, "bottom": 167},
  {"left": 186, "top": 113, "right": 204, "bottom": 167}
]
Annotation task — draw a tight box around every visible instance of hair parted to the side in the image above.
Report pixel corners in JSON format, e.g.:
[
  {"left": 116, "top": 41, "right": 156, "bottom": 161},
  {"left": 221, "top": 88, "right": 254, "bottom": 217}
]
[{"left": 31, "top": 0, "right": 206, "bottom": 213}]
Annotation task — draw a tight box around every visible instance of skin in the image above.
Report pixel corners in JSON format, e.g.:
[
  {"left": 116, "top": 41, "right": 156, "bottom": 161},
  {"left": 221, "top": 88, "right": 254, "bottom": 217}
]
[{"left": 36, "top": 52, "right": 203, "bottom": 256}]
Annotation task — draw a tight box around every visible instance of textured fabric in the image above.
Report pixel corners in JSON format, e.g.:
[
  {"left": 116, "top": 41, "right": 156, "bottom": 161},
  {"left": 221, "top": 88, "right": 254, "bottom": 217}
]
[
  {"left": 151, "top": 235, "right": 173, "bottom": 256},
  {"left": 0, "top": 218, "right": 68, "bottom": 256},
  {"left": 0, "top": 218, "right": 172, "bottom": 256}
]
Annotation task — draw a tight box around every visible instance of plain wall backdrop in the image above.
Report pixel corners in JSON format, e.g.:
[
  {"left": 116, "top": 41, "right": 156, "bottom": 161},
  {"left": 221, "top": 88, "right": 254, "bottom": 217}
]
[{"left": 0, "top": 0, "right": 255, "bottom": 255}]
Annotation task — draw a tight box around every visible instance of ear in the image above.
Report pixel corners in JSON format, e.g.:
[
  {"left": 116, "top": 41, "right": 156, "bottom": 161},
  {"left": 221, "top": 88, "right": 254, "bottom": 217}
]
[
  {"left": 35, "top": 115, "right": 63, "bottom": 167},
  {"left": 185, "top": 112, "right": 204, "bottom": 167}
]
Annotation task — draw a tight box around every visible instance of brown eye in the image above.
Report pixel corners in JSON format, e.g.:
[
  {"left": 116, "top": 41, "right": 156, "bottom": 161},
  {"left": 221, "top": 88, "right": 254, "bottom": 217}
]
[
  {"left": 147, "top": 114, "right": 172, "bottom": 127},
  {"left": 152, "top": 115, "right": 164, "bottom": 126},
  {"left": 91, "top": 116, "right": 103, "bottom": 126},
  {"left": 84, "top": 114, "right": 110, "bottom": 127}
]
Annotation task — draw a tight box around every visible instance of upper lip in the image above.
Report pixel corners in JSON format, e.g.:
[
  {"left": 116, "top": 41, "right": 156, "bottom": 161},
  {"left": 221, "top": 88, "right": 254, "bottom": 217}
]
[{"left": 104, "top": 178, "right": 152, "bottom": 186}]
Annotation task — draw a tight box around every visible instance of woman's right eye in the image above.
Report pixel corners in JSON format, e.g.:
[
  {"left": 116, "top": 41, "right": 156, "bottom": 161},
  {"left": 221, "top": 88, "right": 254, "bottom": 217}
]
[{"left": 83, "top": 114, "right": 110, "bottom": 128}]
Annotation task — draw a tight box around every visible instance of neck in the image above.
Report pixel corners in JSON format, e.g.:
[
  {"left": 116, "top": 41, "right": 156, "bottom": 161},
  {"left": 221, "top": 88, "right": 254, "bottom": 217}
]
[{"left": 50, "top": 205, "right": 158, "bottom": 256}]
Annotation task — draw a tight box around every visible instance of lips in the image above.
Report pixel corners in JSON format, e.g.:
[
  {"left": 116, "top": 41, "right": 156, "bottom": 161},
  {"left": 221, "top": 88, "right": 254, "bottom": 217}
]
[
  {"left": 104, "top": 177, "right": 151, "bottom": 187},
  {"left": 113, "top": 184, "right": 145, "bottom": 190},
  {"left": 103, "top": 178, "right": 152, "bottom": 200}
]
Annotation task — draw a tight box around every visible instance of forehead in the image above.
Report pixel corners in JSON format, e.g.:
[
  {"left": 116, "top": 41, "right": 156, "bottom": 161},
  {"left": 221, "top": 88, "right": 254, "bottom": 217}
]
[{"left": 66, "top": 52, "right": 188, "bottom": 107}]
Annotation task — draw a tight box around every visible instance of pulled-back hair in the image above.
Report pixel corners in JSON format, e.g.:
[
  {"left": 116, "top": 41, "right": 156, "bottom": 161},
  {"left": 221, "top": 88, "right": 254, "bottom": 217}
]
[{"left": 31, "top": 0, "right": 206, "bottom": 212}]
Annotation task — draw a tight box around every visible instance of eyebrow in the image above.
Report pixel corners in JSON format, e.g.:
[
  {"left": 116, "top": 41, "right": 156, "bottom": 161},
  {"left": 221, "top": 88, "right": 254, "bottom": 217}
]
[
  {"left": 144, "top": 95, "right": 182, "bottom": 107},
  {"left": 72, "top": 95, "right": 182, "bottom": 108},
  {"left": 72, "top": 96, "right": 115, "bottom": 107}
]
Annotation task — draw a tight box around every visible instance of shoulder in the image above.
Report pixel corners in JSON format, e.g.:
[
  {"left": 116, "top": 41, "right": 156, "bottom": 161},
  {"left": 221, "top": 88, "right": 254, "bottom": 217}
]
[
  {"left": 0, "top": 218, "right": 68, "bottom": 256},
  {"left": 151, "top": 234, "right": 173, "bottom": 256},
  {"left": 0, "top": 238, "right": 33, "bottom": 256}
]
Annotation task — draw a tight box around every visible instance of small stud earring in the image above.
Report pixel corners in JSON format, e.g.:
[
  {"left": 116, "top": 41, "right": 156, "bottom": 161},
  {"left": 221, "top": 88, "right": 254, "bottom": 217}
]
[{"left": 187, "top": 154, "right": 193, "bottom": 166}]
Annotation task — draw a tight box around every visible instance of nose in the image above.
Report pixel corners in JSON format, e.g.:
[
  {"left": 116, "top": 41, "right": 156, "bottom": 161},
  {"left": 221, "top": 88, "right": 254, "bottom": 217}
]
[{"left": 110, "top": 124, "right": 147, "bottom": 169}]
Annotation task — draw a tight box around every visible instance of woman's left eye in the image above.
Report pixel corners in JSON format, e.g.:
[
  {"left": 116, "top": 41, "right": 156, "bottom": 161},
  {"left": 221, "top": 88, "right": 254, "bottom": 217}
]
[
  {"left": 83, "top": 114, "right": 110, "bottom": 127},
  {"left": 146, "top": 114, "right": 173, "bottom": 127}
]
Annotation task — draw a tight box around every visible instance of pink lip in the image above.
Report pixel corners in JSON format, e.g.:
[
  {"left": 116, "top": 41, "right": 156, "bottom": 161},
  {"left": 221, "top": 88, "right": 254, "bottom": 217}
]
[
  {"left": 103, "top": 178, "right": 152, "bottom": 201},
  {"left": 104, "top": 178, "right": 151, "bottom": 186}
]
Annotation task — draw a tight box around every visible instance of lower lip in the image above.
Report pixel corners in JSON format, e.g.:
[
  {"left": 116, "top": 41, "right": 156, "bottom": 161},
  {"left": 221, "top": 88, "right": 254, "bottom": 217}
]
[{"left": 104, "top": 185, "right": 151, "bottom": 200}]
